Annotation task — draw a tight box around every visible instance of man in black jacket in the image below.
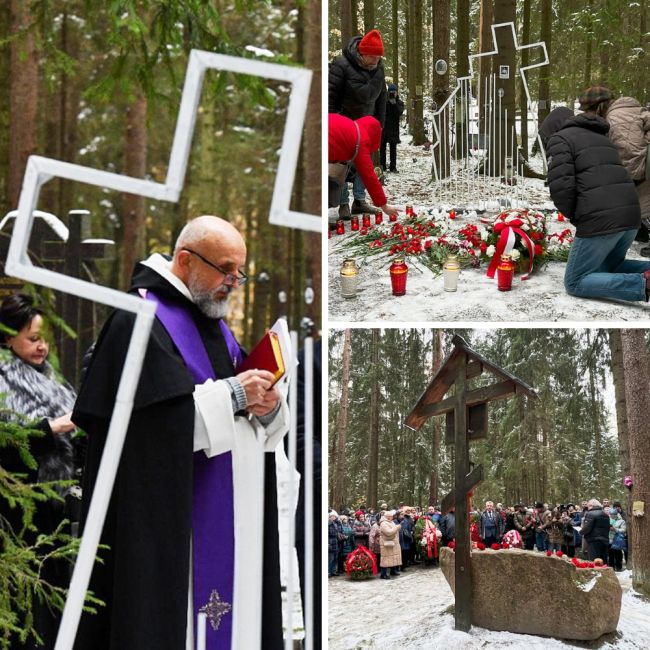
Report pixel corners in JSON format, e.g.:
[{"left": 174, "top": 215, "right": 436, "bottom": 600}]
[
  {"left": 329, "top": 29, "right": 387, "bottom": 218},
  {"left": 381, "top": 83, "right": 405, "bottom": 173},
  {"left": 580, "top": 498, "right": 610, "bottom": 562},
  {"left": 547, "top": 85, "right": 650, "bottom": 302}
]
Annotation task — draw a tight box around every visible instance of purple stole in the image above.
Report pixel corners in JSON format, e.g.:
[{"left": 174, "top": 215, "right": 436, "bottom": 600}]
[{"left": 140, "top": 289, "right": 243, "bottom": 649}]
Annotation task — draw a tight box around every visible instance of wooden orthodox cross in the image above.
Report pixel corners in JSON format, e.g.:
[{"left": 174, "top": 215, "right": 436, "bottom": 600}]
[{"left": 405, "top": 334, "right": 536, "bottom": 633}]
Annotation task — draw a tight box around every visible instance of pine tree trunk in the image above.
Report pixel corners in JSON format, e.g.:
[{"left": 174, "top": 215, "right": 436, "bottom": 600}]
[
  {"left": 363, "top": 0, "right": 375, "bottom": 33},
  {"left": 456, "top": 0, "right": 470, "bottom": 159},
  {"left": 490, "top": 0, "right": 516, "bottom": 177},
  {"left": 392, "top": 0, "right": 399, "bottom": 84},
  {"left": 519, "top": 0, "right": 530, "bottom": 158},
  {"left": 120, "top": 93, "right": 148, "bottom": 290},
  {"left": 366, "top": 330, "right": 380, "bottom": 509},
  {"left": 351, "top": 0, "right": 359, "bottom": 36},
  {"left": 429, "top": 330, "right": 443, "bottom": 506},
  {"left": 584, "top": 0, "right": 593, "bottom": 87},
  {"left": 478, "top": 0, "right": 493, "bottom": 135},
  {"left": 302, "top": 0, "right": 321, "bottom": 327},
  {"left": 333, "top": 329, "right": 352, "bottom": 510},
  {"left": 8, "top": 0, "right": 38, "bottom": 210},
  {"left": 412, "top": 0, "right": 426, "bottom": 144},
  {"left": 537, "top": 0, "right": 552, "bottom": 130},
  {"left": 340, "top": 0, "right": 352, "bottom": 49},
  {"left": 620, "top": 329, "right": 650, "bottom": 597},
  {"left": 406, "top": 0, "right": 414, "bottom": 134},
  {"left": 431, "top": 0, "right": 451, "bottom": 179}
]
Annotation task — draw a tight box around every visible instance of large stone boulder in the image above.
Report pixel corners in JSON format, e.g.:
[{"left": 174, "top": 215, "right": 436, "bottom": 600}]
[{"left": 439, "top": 547, "right": 621, "bottom": 640}]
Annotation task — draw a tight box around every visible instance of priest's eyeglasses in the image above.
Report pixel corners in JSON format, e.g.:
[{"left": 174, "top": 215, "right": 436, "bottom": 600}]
[{"left": 181, "top": 248, "right": 248, "bottom": 285}]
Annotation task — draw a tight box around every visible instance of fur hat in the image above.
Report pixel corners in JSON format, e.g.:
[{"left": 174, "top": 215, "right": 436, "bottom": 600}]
[
  {"left": 358, "top": 29, "right": 384, "bottom": 56},
  {"left": 579, "top": 86, "right": 611, "bottom": 111}
]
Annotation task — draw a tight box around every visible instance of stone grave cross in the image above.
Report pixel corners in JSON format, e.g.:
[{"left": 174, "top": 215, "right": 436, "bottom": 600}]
[{"left": 405, "top": 334, "right": 536, "bottom": 632}]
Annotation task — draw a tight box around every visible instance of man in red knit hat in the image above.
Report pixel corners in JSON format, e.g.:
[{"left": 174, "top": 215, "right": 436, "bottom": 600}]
[{"left": 329, "top": 29, "right": 389, "bottom": 218}]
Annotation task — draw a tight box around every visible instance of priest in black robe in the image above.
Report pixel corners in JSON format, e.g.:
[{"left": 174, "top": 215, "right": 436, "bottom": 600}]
[{"left": 71, "top": 216, "right": 289, "bottom": 650}]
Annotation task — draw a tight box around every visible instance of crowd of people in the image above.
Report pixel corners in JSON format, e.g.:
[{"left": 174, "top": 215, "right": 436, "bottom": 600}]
[{"left": 328, "top": 497, "right": 629, "bottom": 580}]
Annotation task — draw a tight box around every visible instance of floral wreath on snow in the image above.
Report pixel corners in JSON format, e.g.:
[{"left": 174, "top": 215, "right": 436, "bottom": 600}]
[
  {"left": 334, "top": 208, "right": 572, "bottom": 276},
  {"left": 344, "top": 545, "right": 378, "bottom": 579}
]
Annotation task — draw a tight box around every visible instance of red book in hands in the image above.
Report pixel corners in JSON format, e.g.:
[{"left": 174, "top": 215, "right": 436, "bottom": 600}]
[{"left": 237, "top": 331, "right": 285, "bottom": 384}]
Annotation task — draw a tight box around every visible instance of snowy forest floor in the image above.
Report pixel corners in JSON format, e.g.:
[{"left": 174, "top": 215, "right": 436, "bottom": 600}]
[
  {"left": 327, "top": 563, "right": 650, "bottom": 649},
  {"left": 328, "top": 135, "right": 650, "bottom": 323}
]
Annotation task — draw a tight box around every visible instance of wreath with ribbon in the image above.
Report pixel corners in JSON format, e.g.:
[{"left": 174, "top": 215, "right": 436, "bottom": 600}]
[{"left": 344, "top": 545, "right": 378, "bottom": 579}]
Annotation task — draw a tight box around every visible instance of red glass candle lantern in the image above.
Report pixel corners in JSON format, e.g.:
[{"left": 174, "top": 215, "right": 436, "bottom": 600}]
[
  {"left": 362, "top": 213, "right": 371, "bottom": 228},
  {"left": 375, "top": 213, "right": 383, "bottom": 225},
  {"left": 389, "top": 212, "right": 398, "bottom": 222},
  {"left": 390, "top": 258, "right": 408, "bottom": 296},
  {"left": 449, "top": 209, "right": 456, "bottom": 220},
  {"left": 405, "top": 204, "right": 414, "bottom": 216},
  {"left": 497, "top": 254, "right": 514, "bottom": 291},
  {"left": 336, "top": 219, "right": 345, "bottom": 235},
  {"left": 351, "top": 215, "right": 360, "bottom": 231}
]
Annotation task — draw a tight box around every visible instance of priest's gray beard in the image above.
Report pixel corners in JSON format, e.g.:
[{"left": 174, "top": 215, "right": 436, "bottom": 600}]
[{"left": 188, "top": 278, "right": 231, "bottom": 319}]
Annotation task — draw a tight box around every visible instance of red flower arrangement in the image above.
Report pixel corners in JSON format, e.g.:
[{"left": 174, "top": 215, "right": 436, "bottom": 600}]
[{"left": 344, "top": 546, "right": 378, "bottom": 579}]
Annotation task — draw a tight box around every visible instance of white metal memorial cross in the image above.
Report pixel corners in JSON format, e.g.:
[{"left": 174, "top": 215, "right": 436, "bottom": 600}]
[{"left": 4, "top": 49, "right": 314, "bottom": 650}]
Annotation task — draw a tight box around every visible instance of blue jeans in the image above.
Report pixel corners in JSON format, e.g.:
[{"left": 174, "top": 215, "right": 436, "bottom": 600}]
[
  {"left": 535, "top": 532, "right": 547, "bottom": 552},
  {"left": 328, "top": 551, "right": 337, "bottom": 576},
  {"left": 564, "top": 229, "right": 650, "bottom": 302},
  {"left": 340, "top": 174, "right": 367, "bottom": 204}
]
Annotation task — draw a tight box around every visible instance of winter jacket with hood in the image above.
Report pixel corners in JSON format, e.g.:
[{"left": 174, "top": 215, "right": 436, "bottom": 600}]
[
  {"left": 607, "top": 96, "right": 650, "bottom": 217},
  {"left": 547, "top": 113, "right": 641, "bottom": 237},
  {"left": 328, "top": 113, "right": 386, "bottom": 207},
  {"left": 580, "top": 506, "right": 610, "bottom": 544},
  {"left": 329, "top": 36, "right": 387, "bottom": 125}
]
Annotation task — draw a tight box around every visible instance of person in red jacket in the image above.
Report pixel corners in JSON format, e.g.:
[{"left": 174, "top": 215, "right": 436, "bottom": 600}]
[{"left": 328, "top": 113, "right": 398, "bottom": 222}]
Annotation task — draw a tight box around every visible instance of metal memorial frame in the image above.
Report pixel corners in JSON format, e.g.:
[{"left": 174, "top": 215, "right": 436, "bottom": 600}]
[
  {"left": 4, "top": 49, "right": 315, "bottom": 650},
  {"left": 429, "top": 22, "right": 549, "bottom": 208}
]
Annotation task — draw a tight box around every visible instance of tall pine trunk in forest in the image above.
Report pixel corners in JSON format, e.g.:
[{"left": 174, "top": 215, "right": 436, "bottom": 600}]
[
  {"left": 490, "top": 0, "right": 516, "bottom": 177},
  {"left": 392, "top": 0, "right": 399, "bottom": 84},
  {"left": 431, "top": 0, "right": 450, "bottom": 179},
  {"left": 608, "top": 330, "right": 631, "bottom": 478},
  {"left": 120, "top": 94, "right": 148, "bottom": 290},
  {"left": 620, "top": 329, "right": 650, "bottom": 597},
  {"left": 456, "top": 0, "right": 470, "bottom": 159},
  {"left": 333, "top": 328, "right": 352, "bottom": 510},
  {"left": 364, "top": 0, "right": 375, "bottom": 33},
  {"left": 411, "top": 0, "right": 425, "bottom": 144},
  {"left": 519, "top": 0, "right": 530, "bottom": 158},
  {"left": 537, "top": 0, "right": 552, "bottom": 130},
  {"left": 9, "top": 0, "right": 38, "bottom": 210},
  {"left": 301, "top": 0, "right": 321, "bottom": 323},
  {"left": 367, "top": 329, "right": 380, "bottom": 509},
  {"left": 429, "top": 329, "right": 443, "bottom": 506},
  {"left": 340, "top": 0, "right": 352, "bottom": 50},
  {"left": 478, "top": 0, "right": 493, "bottom": 136},
  {"left": 583, "top": 0, "right": 593, "bottom": 87}
]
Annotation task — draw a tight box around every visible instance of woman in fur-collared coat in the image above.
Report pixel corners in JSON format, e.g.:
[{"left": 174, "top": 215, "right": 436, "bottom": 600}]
[
  {"left": 379, "top": 511, "right": 402, "bottom": 579},
  {"left": 0, "top": 293, "right": 78, "bottom": 649}
]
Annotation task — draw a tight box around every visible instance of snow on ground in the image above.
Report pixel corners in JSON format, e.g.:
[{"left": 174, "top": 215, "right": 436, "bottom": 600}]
[
  {"left": 328, "top": 136, "right": 650, "bottom": 323},
  {"left": 328, "top": 565, "right": 650, "bottom": 649}
]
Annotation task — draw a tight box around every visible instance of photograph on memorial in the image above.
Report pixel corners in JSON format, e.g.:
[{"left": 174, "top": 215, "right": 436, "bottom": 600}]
[
  {"left": 327, "top": 1, "right": 650, "bottom": 322},
  {"left": 327, "top": 327, "right": 650, "bottom": 648},
  {"left": 0, "top": 3, "right": 322, "bottom": 650}
]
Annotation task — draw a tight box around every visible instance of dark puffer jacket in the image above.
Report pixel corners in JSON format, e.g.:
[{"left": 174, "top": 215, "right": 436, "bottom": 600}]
[
  {"left": 580, "top": 506, "right": 610, "bottom": 544},
  {"left": 383, "top": 94, "right": 404, "bottom": 143},
  {"left": 547, "top": 113, "right": 641, "bottom": 237},
  {"left": 329, "top": 36, "right": 386, "bottom": 125}
]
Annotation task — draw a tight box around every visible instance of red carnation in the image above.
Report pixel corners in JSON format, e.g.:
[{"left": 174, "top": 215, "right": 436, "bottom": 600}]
[
  {"left": 558, "top": 213, "right": 566, "bottom": 221},
  {"left": 556, "top": 551, "right": 564, "bottom": 557},
  {"left": 477, "top": 543, "right": 486, "bottom": 550},
  {"left": 546, "top": 550, "right": 552, "bottom": 557},
  {"left": 480, "top": 242, "right": 488, "bottom": 253},
  {"left": 448, "top": 541, "right": 456, "bottom": 550},
  {"left": 571, "top": 557, "right": 580, "bottom": 566},
  {"left": 588, "top": 562, "right": 595, "bottom": 568},
  {"left": 534, "top": 243, "right": 544, "bottom": 256},
  {"left": 491, "top": 543, "right": 501, "bottom": 551}
]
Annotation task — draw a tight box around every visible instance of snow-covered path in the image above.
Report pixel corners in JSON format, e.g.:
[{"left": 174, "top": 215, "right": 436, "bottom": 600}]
[
  {"left": 328, "top": 137, "right": 650, "bottom": 323},
  {"left": 328, "top": 565, "right": 650, "bottom": 649}
]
